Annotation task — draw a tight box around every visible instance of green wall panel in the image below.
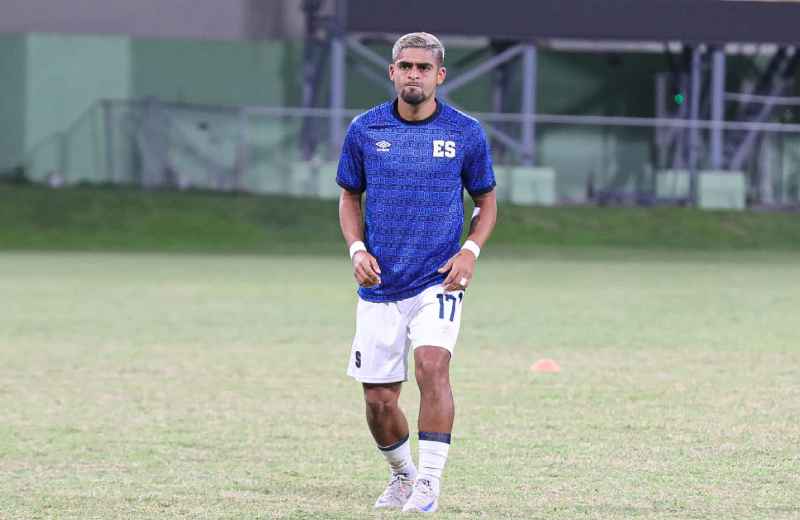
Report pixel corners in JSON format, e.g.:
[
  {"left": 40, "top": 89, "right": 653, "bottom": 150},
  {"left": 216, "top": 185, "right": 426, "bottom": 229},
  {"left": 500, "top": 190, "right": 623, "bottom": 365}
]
[
  {"left": 25, "top": 33, "right": 130, "bottom": 155},
  {"left": 281, "top": 41, "right": 304, "bottom": 107},
  {"left": 131, "top": 39, "right": 286, "bottom": 106},
  {"left": 0, "top": 35, "right": 26, "bottom": 173}
]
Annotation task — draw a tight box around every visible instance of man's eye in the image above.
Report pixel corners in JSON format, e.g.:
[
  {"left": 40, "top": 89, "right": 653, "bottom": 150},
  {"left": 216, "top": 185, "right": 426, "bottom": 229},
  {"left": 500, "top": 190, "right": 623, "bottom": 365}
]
[
  {"left": 419, "top": 64, "right": 432, "bottom": 72},
  {"left": 399, "top": 63, "right": 411, "bottom": 70}
]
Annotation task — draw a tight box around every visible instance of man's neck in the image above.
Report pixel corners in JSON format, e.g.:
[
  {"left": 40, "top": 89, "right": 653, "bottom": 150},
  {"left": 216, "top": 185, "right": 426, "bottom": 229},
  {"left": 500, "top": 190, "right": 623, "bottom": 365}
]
[{"left": 396, "top": 97, "right": 438, "bottom": 122}]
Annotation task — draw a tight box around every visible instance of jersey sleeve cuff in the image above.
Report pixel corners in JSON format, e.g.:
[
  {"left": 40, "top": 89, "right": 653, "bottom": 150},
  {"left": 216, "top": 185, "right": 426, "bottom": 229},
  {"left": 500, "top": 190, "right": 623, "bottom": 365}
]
[
  {"left": 467, "top": 183, "right": 496, "bottom": 197},
  {"left": 336, "top": 179, "right": 365, "bottom": 193}
]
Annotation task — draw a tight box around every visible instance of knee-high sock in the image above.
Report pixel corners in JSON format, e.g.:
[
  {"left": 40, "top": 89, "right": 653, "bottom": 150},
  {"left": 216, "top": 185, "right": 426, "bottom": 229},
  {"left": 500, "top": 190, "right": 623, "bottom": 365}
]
[
  {"left": 378, "top": 434, "right": 417, "bottom": 479},
  {"left": 417, "top": 432, "right": 451, "bottom": 494}
]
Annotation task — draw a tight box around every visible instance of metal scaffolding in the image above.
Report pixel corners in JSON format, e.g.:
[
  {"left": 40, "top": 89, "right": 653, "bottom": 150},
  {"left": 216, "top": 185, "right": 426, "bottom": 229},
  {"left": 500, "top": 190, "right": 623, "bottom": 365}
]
[{"left": 301, "top": 0, "right": 800, "bottom": 207}]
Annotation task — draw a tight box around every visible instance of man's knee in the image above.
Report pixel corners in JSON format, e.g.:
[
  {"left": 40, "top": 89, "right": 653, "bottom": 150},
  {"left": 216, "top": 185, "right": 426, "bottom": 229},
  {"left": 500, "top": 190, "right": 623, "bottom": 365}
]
[
  {"left": 414, "top": 347, "right": 451, "bottom": 385},
  {"left": 363, "top": 383, "right": 401, "bottom": 417}
]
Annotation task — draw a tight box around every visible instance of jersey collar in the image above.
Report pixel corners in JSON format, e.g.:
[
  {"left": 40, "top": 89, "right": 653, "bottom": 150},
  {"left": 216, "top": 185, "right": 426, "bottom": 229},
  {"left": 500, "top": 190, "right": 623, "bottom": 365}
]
[{"left": 391, "top": 98, "right": 443, "bottom": 126}]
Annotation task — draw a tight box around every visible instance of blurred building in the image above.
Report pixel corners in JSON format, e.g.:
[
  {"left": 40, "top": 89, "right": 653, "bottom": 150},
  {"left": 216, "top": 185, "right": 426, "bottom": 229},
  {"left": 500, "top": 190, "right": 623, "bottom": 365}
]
[{"left": 1, "top": 0, "right": 799, "bottom": 208}]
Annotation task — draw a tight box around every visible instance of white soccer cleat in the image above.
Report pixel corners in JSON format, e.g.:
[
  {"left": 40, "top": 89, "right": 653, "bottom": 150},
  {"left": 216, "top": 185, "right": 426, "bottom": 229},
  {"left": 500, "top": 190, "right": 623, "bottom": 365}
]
[
  {"left": 374, "top": 473, "right": 414, "bottom": 509},
  {"left": 401, "top": 478, "right": 438, "bottom": 513}
]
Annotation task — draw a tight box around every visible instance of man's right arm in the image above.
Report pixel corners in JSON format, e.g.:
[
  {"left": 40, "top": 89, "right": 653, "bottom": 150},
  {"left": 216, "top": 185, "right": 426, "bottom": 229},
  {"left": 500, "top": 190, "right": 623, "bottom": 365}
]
[
  {"left": 339, "top": 188, "right": 365, "bottom": 248},
  {"left": 339, "top": 188, "right": 381, "bottom": 287}
]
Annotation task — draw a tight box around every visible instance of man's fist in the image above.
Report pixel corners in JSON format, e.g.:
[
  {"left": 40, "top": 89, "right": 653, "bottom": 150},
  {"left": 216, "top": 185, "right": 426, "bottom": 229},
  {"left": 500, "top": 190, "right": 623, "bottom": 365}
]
[
  {"left": 352, "top": 251, "right": 382, "bottom": 288},
  {"left": 438, "top": 249, "right": 476, "bottom": 292}
]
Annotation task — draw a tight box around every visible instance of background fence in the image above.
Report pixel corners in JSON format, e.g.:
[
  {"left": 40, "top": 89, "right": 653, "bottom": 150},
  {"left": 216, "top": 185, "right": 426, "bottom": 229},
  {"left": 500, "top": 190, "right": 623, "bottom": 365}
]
[{"left": 21, "top": 98, "right": 800, "bottom": 208}]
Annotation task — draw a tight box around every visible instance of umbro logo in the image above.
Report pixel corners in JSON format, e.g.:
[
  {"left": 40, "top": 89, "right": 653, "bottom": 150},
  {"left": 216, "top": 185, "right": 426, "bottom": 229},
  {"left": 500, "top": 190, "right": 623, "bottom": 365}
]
[{"left": 375, "top": 140, "right": 391, "bottom": 152}]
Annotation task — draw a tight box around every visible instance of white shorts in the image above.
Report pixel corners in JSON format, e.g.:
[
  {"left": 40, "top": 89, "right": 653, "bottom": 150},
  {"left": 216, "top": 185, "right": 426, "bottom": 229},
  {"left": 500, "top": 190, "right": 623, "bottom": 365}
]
[{"left": 346, "top": 285, "right": 465, "bottom": 384}]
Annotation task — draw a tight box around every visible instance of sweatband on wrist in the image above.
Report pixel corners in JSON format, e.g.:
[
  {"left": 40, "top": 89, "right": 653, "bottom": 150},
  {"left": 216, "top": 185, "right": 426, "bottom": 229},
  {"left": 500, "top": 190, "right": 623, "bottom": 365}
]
[
  {"left": 349, "top": 241, "right": 367, "bottom": 260},
  {"left": 461, "top": 239, "right": 481, "bottom": 259}
]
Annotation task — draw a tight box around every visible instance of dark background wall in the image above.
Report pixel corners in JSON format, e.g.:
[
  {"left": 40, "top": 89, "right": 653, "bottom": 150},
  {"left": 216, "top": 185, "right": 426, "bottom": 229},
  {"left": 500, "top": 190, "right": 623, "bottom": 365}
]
[
  {"left": 0, "top": 0, "right": 305, "bottom": 40},
  {"left": 347, "top": 0, "right": 800, "bottom": 45}
]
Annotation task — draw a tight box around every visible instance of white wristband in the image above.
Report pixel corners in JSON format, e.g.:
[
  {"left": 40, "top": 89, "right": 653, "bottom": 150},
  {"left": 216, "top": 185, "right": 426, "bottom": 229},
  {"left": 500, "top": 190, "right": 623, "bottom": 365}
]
[
  {"left": 461, "top": 239, "right": 481, "bottom": 259},
  {"left": 349, "top": 241, "right": 367, "bottom": 260}
]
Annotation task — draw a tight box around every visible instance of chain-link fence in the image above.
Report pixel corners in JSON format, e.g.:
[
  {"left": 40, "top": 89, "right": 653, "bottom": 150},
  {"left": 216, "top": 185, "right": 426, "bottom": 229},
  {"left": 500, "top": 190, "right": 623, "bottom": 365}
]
[{"left": 22, "top": 98, "right": 800, "bottom": 209}]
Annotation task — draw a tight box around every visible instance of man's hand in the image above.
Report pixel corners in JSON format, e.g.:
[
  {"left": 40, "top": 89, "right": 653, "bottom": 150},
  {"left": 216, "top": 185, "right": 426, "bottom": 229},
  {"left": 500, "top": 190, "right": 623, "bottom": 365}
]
[
  {"left": 438, "top": 249, "right": 476, "bottom": 291},
  {"left": 352, "top": 251, "right": 382, "bottom": 288}
]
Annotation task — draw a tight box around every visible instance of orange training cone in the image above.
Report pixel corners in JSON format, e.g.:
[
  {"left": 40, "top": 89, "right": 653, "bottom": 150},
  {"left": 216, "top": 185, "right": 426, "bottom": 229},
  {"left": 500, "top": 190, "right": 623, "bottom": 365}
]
[{"left": 530, "top": 358, "right": 561, "bottom": 373}]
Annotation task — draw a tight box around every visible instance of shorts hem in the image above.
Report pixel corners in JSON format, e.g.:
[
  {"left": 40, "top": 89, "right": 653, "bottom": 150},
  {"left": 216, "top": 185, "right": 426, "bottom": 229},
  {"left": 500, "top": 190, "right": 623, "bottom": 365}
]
[
  {"left": 348, "top": 374, "right": 408, "bottom": 384},
  {"left": 411, "top": 342, "right": 455, "bottom": 354}
]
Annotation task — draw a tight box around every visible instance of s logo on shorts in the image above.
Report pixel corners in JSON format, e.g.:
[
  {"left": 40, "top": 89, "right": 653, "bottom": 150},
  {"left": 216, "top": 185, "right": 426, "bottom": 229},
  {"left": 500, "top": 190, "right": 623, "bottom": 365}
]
[{"left": 355, "top": 350, "right": 362, "bottom": 368}]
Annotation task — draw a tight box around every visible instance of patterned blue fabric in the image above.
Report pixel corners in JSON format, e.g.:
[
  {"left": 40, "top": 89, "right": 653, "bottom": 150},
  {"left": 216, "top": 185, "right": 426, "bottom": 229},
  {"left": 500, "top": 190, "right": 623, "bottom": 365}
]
[{"left": 337, "top": 99, "right": 496, "bottom": 303}]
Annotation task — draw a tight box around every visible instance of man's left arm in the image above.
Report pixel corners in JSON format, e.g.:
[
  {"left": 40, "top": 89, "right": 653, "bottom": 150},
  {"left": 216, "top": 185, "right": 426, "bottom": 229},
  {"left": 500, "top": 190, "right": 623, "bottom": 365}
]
[
  {"left": 438, "top": 189, "right": 497, "bottom": 291},
  {"left": 465, "top": 189, "right": 497, "bottom": 249}
]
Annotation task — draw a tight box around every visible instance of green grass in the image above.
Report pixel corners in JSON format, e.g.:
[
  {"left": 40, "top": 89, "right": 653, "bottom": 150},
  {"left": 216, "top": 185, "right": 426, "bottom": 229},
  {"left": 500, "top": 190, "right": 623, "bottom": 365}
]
[
  {"left": 2, "top": 251, "right": 799, "bottom": 519},
  {"left": 2, "top": 184, "right": 800, "bottom": 253}
]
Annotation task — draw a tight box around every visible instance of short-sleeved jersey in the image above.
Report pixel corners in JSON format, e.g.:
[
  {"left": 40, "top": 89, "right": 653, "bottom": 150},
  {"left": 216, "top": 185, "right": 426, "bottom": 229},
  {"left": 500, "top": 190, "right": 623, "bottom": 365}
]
[{"left": 337, "top": 99, "right": 496, "bottom": 303}]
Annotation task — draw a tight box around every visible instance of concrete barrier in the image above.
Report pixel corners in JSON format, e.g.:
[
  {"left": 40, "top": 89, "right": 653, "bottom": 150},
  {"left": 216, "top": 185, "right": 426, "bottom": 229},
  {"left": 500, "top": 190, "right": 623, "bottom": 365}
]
[
  {"left": 655, "top": 169, "right": 747, "bottom": 209},
  {"left": 655, "top": 169, "right": 690, "bottom": 200},
  {"left": 698, "top": 170, "right": 747, "bottom": 210},
  {"left": 316, "top": 162, "right": 341, "bottom": 200},
  {"left": 509, "top": 166, "right": 557, "bottom": 206}
]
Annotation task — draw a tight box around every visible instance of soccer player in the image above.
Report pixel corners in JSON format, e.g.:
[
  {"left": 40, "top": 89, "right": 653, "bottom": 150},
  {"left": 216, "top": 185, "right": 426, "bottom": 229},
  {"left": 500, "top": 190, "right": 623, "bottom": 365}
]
[{"left": 337, "top": 32, "right": 497, "bottom": 513}]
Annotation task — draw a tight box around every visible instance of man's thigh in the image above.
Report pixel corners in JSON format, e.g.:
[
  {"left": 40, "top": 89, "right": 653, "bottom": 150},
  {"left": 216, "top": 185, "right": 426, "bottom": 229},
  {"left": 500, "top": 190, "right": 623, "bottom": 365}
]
[
  {"left": 346, "top": 298, "right": 411, "bottom": 383},
  {"left": 407, "top": 286, "right": 465, "bottom": 355}
]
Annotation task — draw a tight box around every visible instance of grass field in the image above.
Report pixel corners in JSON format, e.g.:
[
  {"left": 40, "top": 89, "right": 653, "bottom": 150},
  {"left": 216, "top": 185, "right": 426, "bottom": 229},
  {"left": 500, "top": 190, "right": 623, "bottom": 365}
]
[
  {"left": 2, "top": 250, "right": 799, "bottom": 519},
  {"left": 3, "top": 184, "right": 800, "bottom": 253}
]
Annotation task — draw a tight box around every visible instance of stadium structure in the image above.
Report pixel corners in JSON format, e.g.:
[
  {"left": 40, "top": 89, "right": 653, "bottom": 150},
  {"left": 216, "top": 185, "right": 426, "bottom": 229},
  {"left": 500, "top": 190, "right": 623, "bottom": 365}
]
[{"left": 1, "top": 0, "right": 799, "bottom": 209}]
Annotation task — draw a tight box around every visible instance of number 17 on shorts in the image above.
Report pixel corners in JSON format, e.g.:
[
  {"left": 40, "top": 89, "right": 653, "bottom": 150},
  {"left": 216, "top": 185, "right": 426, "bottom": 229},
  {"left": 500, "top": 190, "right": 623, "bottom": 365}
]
[{"left": 346, "top": 286, "right": 465, "bottom": 384}]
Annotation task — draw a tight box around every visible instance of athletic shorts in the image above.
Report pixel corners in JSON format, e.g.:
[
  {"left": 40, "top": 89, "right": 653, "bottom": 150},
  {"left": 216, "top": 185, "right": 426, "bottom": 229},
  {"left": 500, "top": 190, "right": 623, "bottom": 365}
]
[{"left": 346, "top": 285, "right": 465, "bottom": 384}]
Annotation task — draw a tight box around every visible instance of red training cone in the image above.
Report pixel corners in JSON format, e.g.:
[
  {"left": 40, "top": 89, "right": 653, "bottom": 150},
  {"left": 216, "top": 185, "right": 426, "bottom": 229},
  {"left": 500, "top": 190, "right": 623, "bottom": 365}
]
[{"left": 530, "top": 358, "right": 561, "bottom": 373}]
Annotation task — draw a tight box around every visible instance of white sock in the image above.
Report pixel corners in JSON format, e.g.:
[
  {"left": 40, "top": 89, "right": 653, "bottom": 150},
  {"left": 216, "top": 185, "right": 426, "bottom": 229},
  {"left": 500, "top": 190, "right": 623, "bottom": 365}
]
[
  {"left": 417, "top": 434, "right": 451, "bottom": 495},
  {"left": 378, "top": 434, "right": 417, "bottom": 479}
]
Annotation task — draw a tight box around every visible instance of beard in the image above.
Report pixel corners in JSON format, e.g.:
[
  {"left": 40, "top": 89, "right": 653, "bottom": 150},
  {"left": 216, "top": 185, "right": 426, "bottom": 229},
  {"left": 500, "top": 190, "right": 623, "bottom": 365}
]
[{"left": 400, "top": 85, "right": 427, "bottom": 105}]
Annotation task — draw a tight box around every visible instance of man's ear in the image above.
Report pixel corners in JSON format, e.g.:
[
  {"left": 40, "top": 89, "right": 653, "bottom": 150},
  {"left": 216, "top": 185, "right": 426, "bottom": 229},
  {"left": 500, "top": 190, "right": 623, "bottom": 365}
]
[{"left": 437, "top": 66, "right": 447, "bottom": 86}]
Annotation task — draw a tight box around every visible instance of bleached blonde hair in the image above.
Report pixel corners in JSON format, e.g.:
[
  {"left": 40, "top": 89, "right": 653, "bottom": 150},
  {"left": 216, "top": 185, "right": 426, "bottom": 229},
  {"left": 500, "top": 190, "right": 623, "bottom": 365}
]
[{"left": 391, "top": 32, "right": 445, "bottom": 65}]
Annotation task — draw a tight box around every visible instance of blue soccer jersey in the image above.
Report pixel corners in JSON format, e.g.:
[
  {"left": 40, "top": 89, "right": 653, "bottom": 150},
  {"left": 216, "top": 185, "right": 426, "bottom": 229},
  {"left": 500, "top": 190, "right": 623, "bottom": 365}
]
[{"left": 337, "top": 99, "right": 496, "bottom": 303}]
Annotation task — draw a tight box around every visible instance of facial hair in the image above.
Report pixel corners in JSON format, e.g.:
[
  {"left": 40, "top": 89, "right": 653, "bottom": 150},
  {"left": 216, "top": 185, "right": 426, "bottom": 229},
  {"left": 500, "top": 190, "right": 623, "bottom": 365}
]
[{"left": 400, "top": 85, "right": 427, "bottom": 106}]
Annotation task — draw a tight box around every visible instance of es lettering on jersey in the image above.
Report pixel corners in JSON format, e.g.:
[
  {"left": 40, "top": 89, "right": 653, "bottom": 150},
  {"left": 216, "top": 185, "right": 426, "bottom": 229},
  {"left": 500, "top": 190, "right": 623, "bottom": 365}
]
[{"left": 336, "top": 99, "right": 496, "bottom": 303}]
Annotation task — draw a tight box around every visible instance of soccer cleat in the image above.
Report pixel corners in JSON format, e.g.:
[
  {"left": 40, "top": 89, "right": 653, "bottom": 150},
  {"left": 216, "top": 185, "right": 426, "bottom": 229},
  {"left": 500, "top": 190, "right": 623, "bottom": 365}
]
[
  {"left": 401, "top": 478, "right": 438, "bottom": 513},
  {"left": 374, "top": 473, "right": 414, "bottom": 509}
]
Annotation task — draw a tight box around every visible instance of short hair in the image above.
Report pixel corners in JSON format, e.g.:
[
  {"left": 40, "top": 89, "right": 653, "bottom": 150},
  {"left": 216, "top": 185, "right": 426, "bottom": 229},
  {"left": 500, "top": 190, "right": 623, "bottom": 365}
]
[{"left": 391, "top": 32, "right": 445, "bottom": 65}]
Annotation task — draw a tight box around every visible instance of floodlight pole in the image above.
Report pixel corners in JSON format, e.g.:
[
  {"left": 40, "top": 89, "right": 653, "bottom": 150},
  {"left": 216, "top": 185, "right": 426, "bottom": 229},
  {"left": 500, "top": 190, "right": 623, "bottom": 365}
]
[
  {"left": 710, "top": 47, "right": 726, "bottom": 170},
  {"left": 102, "top": 99, "right": 115, "bottom": 183},
  {"left": 521, "top": 44, "right": 538, "bottom": 166},
  {"left": 688, "top": 45, "right": 703, "bottom": 206},
  {"left": 329, "top": 0, "right": 347, "bottom": 159}
]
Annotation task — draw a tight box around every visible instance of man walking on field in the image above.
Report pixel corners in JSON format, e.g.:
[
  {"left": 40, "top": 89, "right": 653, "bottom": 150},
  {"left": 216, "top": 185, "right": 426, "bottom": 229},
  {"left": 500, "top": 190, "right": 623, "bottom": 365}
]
[{"left": 337, "top": 32, "right": 497, "bottom": 513}]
